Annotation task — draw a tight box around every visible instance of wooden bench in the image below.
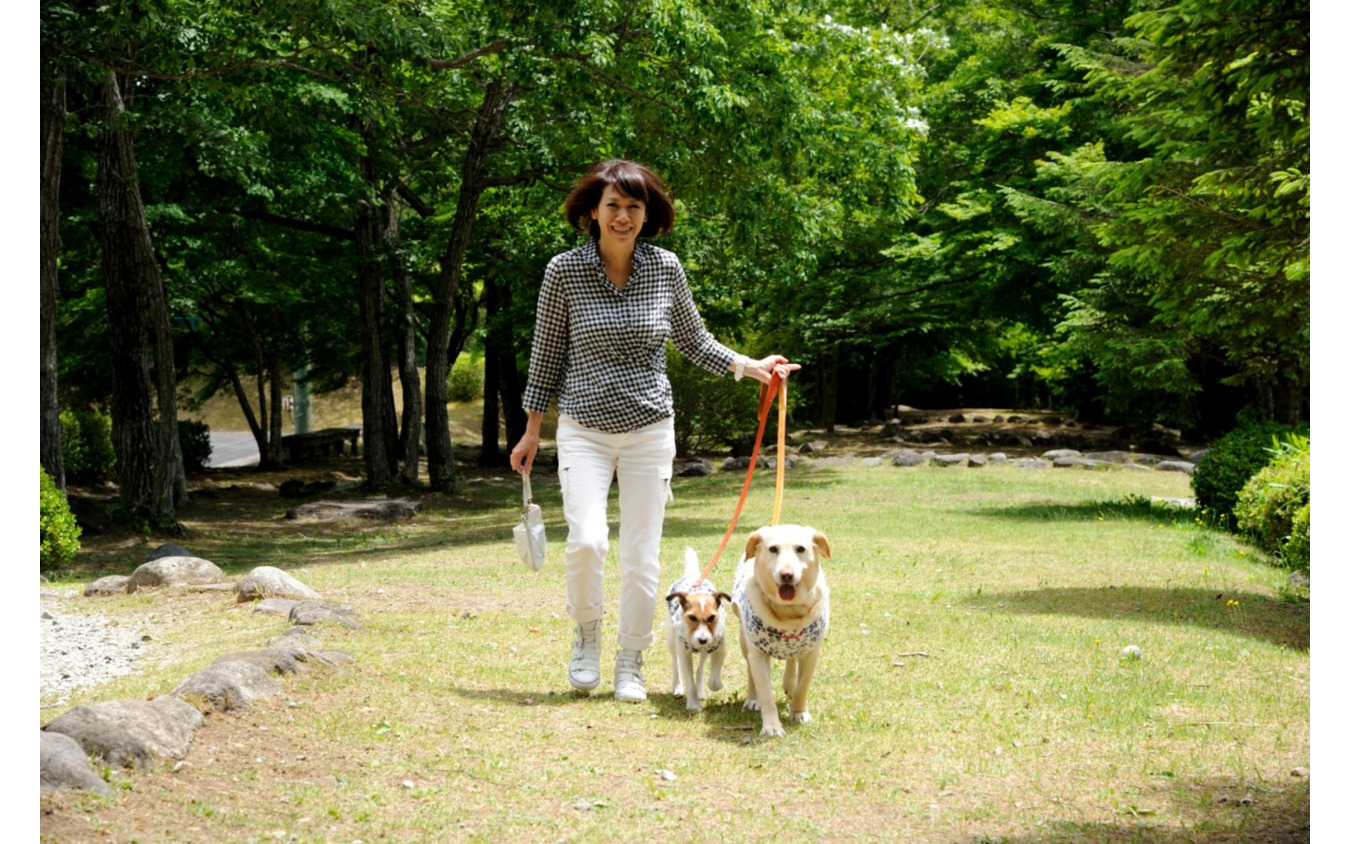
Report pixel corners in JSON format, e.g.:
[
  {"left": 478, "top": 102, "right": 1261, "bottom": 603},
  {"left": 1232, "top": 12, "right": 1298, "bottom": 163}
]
[{"left": 281, "top": 426, "right": 361, "bottom": 463}]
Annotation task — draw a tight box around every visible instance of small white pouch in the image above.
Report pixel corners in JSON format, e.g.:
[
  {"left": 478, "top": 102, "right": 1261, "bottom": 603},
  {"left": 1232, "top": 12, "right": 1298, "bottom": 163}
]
[{"left": 513, "top": 472, "right": 546, "bottom": 572}]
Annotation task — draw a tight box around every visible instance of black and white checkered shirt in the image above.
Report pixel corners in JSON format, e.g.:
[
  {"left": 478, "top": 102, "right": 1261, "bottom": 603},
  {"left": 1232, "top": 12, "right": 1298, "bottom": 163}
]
[{"left": 522, "top": 240, "right": 737, "bottom": 433}]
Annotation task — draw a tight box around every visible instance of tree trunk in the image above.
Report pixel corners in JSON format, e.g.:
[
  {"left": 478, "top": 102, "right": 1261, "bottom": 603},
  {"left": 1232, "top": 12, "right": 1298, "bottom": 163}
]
[
  {"left": 385, "top": 189, "right": 423, "bottom": 485},
  {"left": 818, "top": 344, "right": 839, "bottom": 434},
  {"left": 97, "top": 70, "right": 176, "bottom": 525},
  {"left": 426, "top": 78, "right": 512, "bottom": 492},
  {"left": 268, "top": 344, "right": 285, "bottom": 468},
  {"left": 356, "top": 198, "right": 395, "bottom": 487},
  {"left": 225, "top": 363, "right": 268, "bottom": 463},
  {"left": 41, "top": 76, "right": 66, "bottom": 490}
]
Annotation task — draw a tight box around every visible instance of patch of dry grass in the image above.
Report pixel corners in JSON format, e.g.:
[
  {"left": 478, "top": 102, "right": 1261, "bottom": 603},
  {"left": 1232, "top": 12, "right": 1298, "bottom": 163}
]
[{"left": 41, "top": 461, "right": 1309, "bottom": 842}]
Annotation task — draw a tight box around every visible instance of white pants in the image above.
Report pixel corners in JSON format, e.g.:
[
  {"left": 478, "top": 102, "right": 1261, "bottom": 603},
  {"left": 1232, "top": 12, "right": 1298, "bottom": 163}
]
[{"left": 556, "top": 414, "right": 675, "bottom": 651}]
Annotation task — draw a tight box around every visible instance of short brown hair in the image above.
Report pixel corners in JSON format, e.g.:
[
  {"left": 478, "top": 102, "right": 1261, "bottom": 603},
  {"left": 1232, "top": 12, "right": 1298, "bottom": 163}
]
[{"left": 563, "top": 159, "right": 675, "bottom": 240}]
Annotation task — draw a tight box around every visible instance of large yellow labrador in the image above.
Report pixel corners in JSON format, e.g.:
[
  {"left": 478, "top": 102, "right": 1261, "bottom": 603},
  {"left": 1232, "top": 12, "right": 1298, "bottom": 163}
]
[{"left": 730, "top": 525, "right": 831, "bottom": 737}]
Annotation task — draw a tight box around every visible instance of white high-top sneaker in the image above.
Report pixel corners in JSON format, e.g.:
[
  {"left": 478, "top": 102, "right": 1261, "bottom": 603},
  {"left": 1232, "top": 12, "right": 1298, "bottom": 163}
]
[
  {"left": 614, "top": 648, "right": 646, "bottom": 702},
  {"left": 569, "top": 619, "right": 601, "bottom": 691}
]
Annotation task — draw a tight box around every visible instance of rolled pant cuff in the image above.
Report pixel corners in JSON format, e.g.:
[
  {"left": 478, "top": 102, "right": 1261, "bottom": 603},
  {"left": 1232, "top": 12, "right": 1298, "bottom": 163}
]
[
  {"left": 569, "top": 604, "right": 604, "bottom": 624},
  {"left": 616, "top": 631, "right": 656, "bottom": 651}
]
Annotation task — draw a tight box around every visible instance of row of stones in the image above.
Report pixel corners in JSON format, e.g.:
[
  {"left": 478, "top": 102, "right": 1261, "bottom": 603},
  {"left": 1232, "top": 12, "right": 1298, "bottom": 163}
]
[
  {"left": 41, "top": 548, "right": 362, "bottom": 796},
  {"left": 676, "top": 448, "right": 1200, "bottom": 476}
]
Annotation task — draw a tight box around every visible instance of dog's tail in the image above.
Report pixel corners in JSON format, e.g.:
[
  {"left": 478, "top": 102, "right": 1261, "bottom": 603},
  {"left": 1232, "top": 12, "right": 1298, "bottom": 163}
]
[{"left": 683, "top": 547, "right": 701, "bottom": 580}]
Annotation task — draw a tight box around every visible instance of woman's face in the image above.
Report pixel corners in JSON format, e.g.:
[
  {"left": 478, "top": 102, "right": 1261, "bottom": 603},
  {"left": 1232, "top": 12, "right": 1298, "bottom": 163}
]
[{"left": 591, "top": 184, "right": 646, "bottom": 249}]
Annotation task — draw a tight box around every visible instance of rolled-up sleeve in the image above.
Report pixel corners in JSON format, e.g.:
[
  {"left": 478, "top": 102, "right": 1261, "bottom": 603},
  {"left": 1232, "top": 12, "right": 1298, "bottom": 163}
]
[
  {"left": 521, "top": 258, "right": 568, "bottom": 413},
  {"left": 669, "top": 260, "right": 736, "bottom": 376}
]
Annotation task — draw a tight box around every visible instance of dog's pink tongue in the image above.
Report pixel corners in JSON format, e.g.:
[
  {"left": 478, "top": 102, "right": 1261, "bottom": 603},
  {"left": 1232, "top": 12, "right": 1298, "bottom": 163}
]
[{"left": 778, "top": 584, "right": 797, "bottom": 602}]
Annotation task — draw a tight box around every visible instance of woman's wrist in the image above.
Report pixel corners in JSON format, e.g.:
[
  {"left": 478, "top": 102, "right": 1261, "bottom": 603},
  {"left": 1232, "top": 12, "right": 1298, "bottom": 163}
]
[{"left": 733, "top": 355, "right": 748, "bottom": 381}]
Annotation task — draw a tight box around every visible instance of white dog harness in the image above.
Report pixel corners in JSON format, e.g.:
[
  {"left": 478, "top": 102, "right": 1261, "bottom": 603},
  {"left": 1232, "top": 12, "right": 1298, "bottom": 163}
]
[
  {"left": 732, "top": 557, "right": 829, "bottom": 660},
  {"left": 666, "top": 576, "right": 725, "bottom": 654}
]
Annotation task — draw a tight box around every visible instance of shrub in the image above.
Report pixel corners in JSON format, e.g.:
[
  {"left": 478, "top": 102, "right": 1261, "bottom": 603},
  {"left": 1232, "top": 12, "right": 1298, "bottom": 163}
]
[
  {"left": 178, "top": 419, "right": 212, "bottom": 472},
  {"left": 1191, "top": 416, "right": 1307, "bottom": 529},
  {"left": 1285, "top": 503, "right": 1310, "bottom": 570},
  {"left": 667, "top": 344, "right": 794, "bottom": 456},
  {"left": 41, "top": 467, "right": 82, "bottom": 571},
  {"left": 60, "top": 409, "right": 116, "bottom": 482},
  {"left": 1234, "top": 436, "right": 1310, "bottom": 566},
  {"left": 447, "top": 352, "right": 485, "bottom": 402}
]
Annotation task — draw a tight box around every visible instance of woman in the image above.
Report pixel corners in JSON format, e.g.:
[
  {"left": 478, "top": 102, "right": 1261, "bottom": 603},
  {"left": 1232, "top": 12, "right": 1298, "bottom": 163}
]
[{"left": 510, "top": 159, "right": 798, "bottom": 702}]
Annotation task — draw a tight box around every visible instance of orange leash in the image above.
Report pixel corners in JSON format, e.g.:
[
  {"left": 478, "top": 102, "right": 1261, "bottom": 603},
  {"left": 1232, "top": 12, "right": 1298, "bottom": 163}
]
[{"left": 690, "top": 372, "right": 788, "bottom": 587}]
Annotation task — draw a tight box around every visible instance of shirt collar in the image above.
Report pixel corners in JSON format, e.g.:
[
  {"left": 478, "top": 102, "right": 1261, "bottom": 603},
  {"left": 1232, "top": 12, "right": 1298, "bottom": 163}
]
[{"left": 582, "top": 239, "right": 650, "bottom": 270}]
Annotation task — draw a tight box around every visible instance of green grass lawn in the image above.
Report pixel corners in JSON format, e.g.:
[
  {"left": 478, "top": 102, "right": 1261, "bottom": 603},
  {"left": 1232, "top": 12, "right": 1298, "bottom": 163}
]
[{"left": 42, "top": 462, "right": 1309, "bottom": 842}]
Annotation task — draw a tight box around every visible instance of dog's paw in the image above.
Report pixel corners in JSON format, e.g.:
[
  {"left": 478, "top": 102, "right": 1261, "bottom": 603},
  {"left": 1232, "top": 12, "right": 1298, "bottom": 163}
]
[
  {"left": 760, "top": 722, "right": 786, "bottom": 738},
  {"left": 672, "top": 683, "right": 684, "bottom": 697},
  {"left": 707, "top": 677, "right": 724, "bottom": 692},
  {"left": 685, "top": 698, "right": 703, "bottom": 712},
  {"left": 743, "top": 698, "right": 761, "bottom": 711},
  {"left": 789, "top": 710, "right": 812, "bottom": 724}
]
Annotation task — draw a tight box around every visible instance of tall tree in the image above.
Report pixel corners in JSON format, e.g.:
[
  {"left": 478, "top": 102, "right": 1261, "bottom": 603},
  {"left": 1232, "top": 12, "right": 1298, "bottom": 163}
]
[
  {"left": 97, "top": 69, "right": 184, "bottom": 524},
  {"left": 41, "top": 75, "right": 67, "bottom": 490}
]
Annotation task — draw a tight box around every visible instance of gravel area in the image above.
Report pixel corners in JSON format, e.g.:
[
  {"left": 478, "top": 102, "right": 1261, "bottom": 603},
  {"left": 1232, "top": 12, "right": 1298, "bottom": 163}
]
[{"left": 40, "top": 590, "right": 151, "bottom": 707}]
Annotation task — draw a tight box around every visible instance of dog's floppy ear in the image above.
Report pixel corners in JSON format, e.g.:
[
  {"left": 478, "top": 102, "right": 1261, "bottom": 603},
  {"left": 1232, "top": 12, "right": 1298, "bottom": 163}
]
[
  {"left": 667, "top": 591, "right": 689, "bottom": 608},
  {"left": 715, "top": 591, "right": 733, "bottom": 607},
  {"left": 811, "top": 529, "right": 832, "bottom": 559},
  {"left": 744, "top": 529, "right": 765, "bottom": 560}
]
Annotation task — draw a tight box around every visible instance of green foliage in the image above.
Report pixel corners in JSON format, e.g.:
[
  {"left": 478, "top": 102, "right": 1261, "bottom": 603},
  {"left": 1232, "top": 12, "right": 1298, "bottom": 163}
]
[
  {"left": 667, "top": 345, "right": 763, "bottom": 456},
  {"left": 59, "top": 410, "right": 115, "bottom": 483},
  {"left": 177, "top": 420, "right": 213, "bottom": 473},
  {"left": 40, "top": 467, "right": 82, "bottom": 571},
  {"left": 447, "top": 353, "right": 485, "bottom": 403},
  {"left": 1234, "top": 435, "right": 1310, "bottom": 566},
  {"left": 1285, "top": 502, "right": 1310, "bottom": 570},
  {"left": 1192, "top": 418, "right": 1307, "bottom": 528}
]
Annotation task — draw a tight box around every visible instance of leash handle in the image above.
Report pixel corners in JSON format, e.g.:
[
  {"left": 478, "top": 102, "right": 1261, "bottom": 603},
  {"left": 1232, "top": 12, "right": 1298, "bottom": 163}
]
[{"left": 691, "top": 369, "right": 788, "bottom": 587}]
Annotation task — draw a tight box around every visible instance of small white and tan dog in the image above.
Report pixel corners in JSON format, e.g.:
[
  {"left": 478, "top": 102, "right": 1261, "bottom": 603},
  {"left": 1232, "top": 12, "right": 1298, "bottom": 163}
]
[
  {"left": 664, "top": 548, "right": 732, "bottom": 712},
  {"left": 731, "top": 525, "right": 831, "bottom": 737}
]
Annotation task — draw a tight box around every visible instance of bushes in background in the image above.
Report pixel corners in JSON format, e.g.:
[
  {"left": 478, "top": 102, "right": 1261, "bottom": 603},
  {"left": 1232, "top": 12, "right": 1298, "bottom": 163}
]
[
  {"left": 1234, "top": 435, "right": 1310, "bottom": 569},
  {"left": 1191, "top": 416, "right": 1308, "bottom": 529},
  {"left": 59, "top": 409, "right": 115, "bottom": 482},
  {"left": 178, "top": 419, "right": 212, "bottom": 472},
  {"left": 41, "top": 466, "right": 81, "bottom": 570},
  {"left": 447, "top": 352, "right": 485, "bottom": 402}
]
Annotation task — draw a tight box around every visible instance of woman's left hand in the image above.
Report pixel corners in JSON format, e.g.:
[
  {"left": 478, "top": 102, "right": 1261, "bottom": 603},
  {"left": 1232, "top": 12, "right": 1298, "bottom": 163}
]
[{"left": 744, "top": 354, "right": 801, "bottom": 385}]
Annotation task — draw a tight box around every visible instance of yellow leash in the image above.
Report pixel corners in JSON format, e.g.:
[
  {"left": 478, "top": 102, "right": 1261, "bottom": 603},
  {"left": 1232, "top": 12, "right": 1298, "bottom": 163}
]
[{"left": 772, "top": 376, "right": 787, "bottom": 526}]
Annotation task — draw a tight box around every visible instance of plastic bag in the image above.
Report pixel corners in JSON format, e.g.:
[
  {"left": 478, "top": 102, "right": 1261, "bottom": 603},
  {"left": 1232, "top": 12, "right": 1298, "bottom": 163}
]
[{"left": 513, "top": 472, "right": 546, "bottom": 571}]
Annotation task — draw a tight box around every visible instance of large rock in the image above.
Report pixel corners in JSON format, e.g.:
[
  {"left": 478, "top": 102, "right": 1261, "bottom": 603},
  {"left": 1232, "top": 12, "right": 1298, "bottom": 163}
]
[
  {"left": 1042, "top": 449, "right": 1082, "bottom": 460},
  {"left": 285, "top": 498, "right": 421, "bottom": 521},
  {"left": 146, "top": 543, "right": 193, "bottom": 562},
  {"left": 289, "top": 600, "right": 363, "bottom": 629},
  {"left": 673, "top": 460, "right": 713, "bottom": 477},
  {"left": 1084, "top": 450, "right": 1132, "bottom": 464},
  {"left": 173, "top": 661, "right": 283, "bottom": 713},
  {"left": 84, "top": 575, "right": 130, "bottom": 597},
  {"left": 127, "top": 557, "right": 224, "bottom": 593},
  {"left": 235, "top": 566, "right": 320, "bottom": 603},
  {"left": 1015, "top": 458, "right": 1049, "bottom": 470},
  {"left": 41, "top": 731, "right": 113, "bottom": 795},
  {"left": 1156, "top": 461, "right": 1196, "bottom": 474},
  {"left": 932, "top": 453, "right": 970, "bottom": 467},
  {"left": 43, "top": 696, "right": 202, "bottom": 769},
  {"left": 213, "top": 648, "right": 307, "bottom": 676},
  {"left": 253, "top": 598, "right": 301, "bottom": 616},
  {"left": 891, "top": 449, "right": 927, "bottom": 467},
  {"left": 967, "top": 454, "right": 988, "bottom": 468}
]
